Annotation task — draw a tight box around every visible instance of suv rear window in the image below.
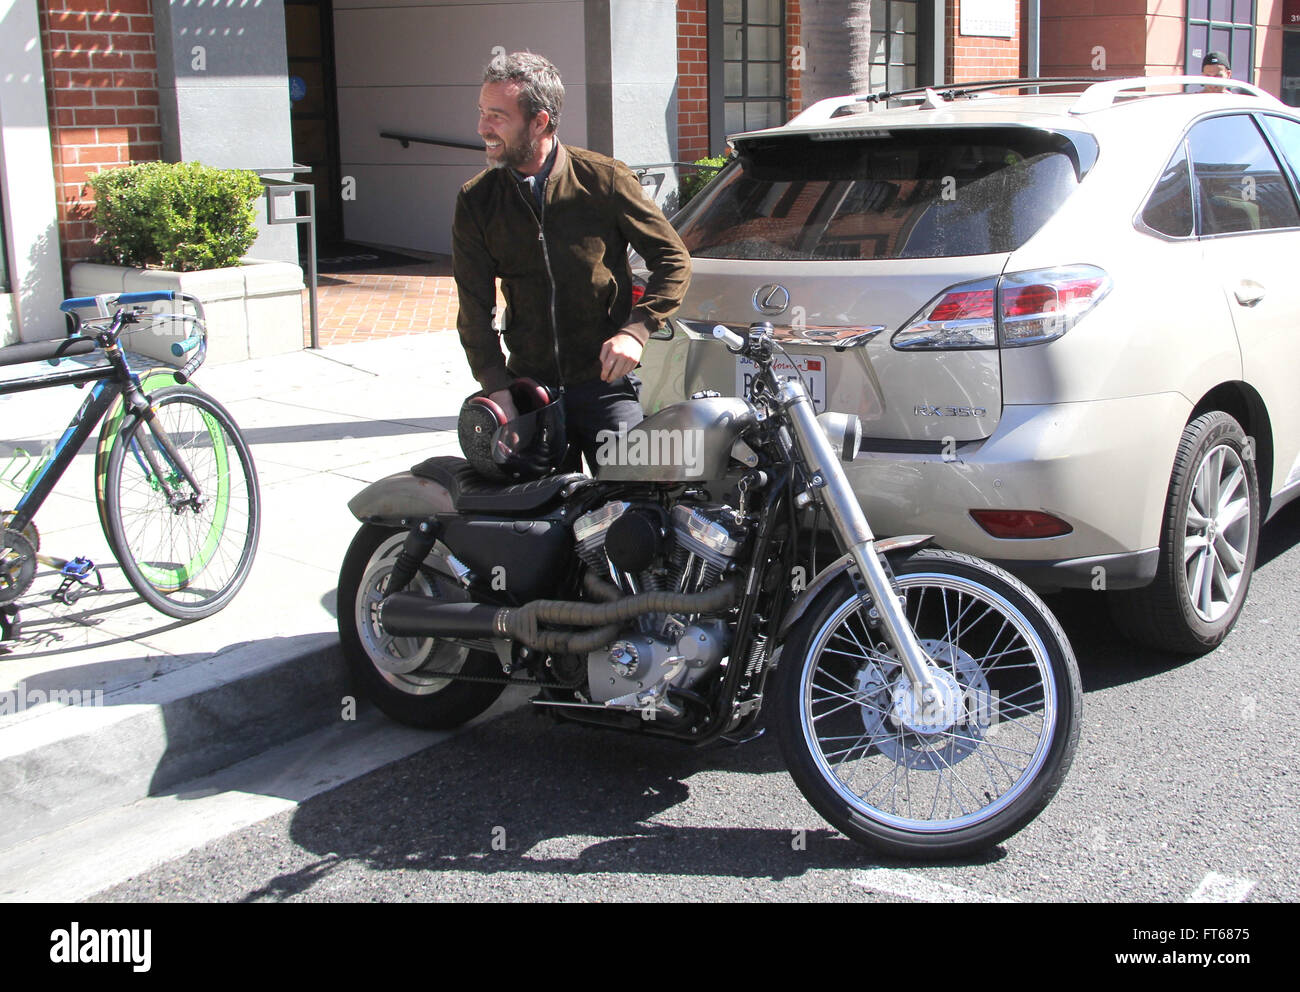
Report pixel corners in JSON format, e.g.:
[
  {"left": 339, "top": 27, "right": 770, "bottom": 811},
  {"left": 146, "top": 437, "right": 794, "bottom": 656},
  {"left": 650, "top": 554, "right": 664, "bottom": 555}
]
[{"left": 675, "top": 127, "right": 1095, "bottom": 260}]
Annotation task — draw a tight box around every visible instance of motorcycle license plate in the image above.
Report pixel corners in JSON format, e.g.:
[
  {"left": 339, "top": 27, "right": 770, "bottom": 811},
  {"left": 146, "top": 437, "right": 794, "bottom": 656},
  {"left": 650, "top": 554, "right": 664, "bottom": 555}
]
[{"left": 736, "top": 353, "right": 826, "bottom": 412}]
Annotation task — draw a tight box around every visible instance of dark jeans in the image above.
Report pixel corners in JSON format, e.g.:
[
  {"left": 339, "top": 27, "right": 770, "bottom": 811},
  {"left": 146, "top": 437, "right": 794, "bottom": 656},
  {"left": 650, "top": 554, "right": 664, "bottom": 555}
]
[{"left": 559, "top": 374, "right": 643, "bottom": 474}]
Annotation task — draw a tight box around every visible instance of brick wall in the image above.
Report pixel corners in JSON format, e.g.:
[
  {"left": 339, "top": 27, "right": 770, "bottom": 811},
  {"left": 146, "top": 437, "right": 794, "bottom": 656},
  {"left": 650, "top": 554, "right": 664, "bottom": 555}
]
[
  {"left": 676, "top": 0, "right": 803, "bottom": 163},
  {"left": 946, "top": 0, "right": 1022, "bottom": 84},
  {"left": 1039, "top": 1, "right": 1151, "bottom": 78},
  {"left": 677, "top": 0, "right": 710, "bottom": 163},
  {"left": 786, "top": 0, "right": 802, "bottom": 117},
  {"left": 37, "top": 0, "right": 162, "bottom": 265}
]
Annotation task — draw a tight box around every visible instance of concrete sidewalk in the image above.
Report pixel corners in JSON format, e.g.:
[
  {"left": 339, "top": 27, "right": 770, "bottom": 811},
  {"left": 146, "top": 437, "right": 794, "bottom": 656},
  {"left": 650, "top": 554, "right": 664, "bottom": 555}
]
[{"left": 0, "top": 333, "right": 481, "bottom": 848}]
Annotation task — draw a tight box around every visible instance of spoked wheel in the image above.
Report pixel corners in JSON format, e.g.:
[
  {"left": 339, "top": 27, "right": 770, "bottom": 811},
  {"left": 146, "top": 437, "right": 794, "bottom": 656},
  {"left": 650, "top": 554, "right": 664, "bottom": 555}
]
[
  {"left": 775, "top": 548, "right": 1082, "bottom": 860},
  {"left": 337, "top": 525, "right": 506, "bottom": 729},
  {"left": 103, "top": 386, "right": 260, "bottom": 619}
]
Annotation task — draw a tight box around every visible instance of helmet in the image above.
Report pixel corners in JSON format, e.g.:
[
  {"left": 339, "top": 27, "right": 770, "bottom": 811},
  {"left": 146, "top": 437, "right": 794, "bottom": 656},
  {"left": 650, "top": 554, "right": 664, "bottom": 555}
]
[{"left": 458, "top": 377, "right": 567, "bottom": 481}]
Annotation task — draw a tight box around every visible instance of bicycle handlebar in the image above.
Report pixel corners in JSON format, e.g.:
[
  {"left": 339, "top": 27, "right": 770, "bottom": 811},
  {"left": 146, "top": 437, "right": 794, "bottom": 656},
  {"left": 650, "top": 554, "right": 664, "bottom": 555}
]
[
  {"left": 173, "top": 333, "right": 206, "bottom": 384},
  {"left": 57, "top": 291, "right": 208, "bottom": 382},
  {"left": 59, "top": 291, "right": 175, "bottom": 313}
]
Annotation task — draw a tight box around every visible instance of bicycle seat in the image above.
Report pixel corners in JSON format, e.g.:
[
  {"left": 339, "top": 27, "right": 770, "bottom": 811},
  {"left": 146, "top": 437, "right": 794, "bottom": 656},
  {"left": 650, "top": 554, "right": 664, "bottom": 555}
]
[{"left": 410, "top": 455, "right": 591, "bottom": 514}]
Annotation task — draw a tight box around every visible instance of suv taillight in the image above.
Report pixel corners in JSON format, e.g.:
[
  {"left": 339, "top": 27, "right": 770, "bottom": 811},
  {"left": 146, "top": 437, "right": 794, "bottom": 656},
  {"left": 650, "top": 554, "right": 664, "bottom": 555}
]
[{"left": 893, "top": 265, "right": 1111, "bottom": 350}]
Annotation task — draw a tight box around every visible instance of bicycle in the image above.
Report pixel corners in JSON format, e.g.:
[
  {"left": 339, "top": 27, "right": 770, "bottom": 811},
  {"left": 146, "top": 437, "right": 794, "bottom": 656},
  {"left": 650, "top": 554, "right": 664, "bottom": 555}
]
[{"left": 0, "top": 291, "right": 260, "bottom": 636}]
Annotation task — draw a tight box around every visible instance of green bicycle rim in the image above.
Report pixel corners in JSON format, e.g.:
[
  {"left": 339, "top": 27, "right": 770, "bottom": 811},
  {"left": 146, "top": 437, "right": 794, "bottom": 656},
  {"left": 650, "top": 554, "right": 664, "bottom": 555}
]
[
  {"left": 133, "top": 401, "right": 233, "bottom": 592},
  {"left": 95, "top": 368, "right": 180, "bottom": 531}
]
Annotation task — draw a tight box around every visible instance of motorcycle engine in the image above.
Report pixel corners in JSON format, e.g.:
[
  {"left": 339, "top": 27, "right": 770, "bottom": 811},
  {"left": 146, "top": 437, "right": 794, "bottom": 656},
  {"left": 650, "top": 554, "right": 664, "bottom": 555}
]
[{"left": 572, "top": 501, "right": 747, "bottom": 707}]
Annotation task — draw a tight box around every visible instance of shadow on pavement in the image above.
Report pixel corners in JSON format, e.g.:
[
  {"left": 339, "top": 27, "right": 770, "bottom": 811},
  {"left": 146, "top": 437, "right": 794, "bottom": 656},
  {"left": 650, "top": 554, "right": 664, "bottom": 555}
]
[
  {"left": 248, "top": 707, "right": 1007, "bottom": 901},
  {"left": 1041, "top": 493, "right": 1300, "bottom": 692}
]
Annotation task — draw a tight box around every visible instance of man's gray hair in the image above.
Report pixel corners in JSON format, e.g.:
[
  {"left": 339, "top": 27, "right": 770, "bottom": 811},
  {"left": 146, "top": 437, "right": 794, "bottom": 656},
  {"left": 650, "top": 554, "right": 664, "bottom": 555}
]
[{"left": 483, "top": 51, "right": 564, "bottom": 133}]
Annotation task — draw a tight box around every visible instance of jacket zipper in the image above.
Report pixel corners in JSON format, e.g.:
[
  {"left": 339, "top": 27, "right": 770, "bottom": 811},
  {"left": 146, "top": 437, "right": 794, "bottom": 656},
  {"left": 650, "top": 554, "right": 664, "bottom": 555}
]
[{"left": 514, "top": 177, "right": 565, "bottom": 392}]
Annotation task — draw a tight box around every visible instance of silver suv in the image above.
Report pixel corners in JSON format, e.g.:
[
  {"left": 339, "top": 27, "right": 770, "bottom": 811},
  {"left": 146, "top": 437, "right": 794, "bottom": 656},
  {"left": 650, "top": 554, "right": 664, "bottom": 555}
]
[{"left": 637, "top": 76, "right": 1300, "bottom": 654}]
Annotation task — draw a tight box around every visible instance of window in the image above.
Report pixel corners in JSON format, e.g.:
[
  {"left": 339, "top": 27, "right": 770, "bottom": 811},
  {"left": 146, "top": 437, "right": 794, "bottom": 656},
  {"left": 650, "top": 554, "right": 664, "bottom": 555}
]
[
  {"left": 1258, "top": 115, "right": 1300, "bottom": 192},
  {"left": 721, "top": 0, "right": 786, "bottom": 135},
  {"left": 1187, "top": 115, "right": 1300, "bottom": 235},
  {"left": 1284, "top": 32, "right": 1300, "bottom": 108},
  {"left": 675, "top": 128, "right": 1091, "bottom": 260},
  {"left": 1185, "top": 1, "right": 1255, "bottom": 82},
  {"left": 867, "top": 0, "right": 919, "bottom": 93},
  {"left": 1141, "top": 144, "right": 1195, "bottom": 238}
]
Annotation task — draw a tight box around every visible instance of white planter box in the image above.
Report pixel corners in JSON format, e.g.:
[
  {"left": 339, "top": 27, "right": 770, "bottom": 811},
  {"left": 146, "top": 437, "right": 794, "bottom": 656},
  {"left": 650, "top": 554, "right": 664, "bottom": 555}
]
[{"left": 69, "top": 259, "right": 304, "bottom": 366}]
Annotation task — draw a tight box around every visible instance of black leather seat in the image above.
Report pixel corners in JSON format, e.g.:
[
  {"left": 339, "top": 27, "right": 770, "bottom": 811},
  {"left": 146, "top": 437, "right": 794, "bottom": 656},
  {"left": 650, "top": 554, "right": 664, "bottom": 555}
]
[{"left": 411, "top": 455, "right": 591, "bottom": 514}]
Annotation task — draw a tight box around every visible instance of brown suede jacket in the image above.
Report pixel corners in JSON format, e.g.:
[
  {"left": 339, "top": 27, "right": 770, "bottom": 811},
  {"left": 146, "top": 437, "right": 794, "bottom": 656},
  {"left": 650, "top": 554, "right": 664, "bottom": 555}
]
[{"left": 452, "top": 142, "right": 691, "bottom": 393}]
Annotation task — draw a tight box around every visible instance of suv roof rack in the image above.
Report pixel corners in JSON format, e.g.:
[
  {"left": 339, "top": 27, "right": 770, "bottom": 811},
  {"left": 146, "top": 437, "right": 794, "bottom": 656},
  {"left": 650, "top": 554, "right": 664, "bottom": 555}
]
[
  {"left": 791, "top": 78, "right": 1118, "bottom": 125},
  {"left": 787, "top": 75, "right": 1281, "bottom": 127},
  {"left": 1067, "top": 75, "right": 1279, "bottom": 113}
]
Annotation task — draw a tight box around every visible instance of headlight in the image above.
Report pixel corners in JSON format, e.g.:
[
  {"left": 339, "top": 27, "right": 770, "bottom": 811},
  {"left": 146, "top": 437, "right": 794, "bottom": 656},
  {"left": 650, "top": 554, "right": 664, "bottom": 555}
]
[{"left": 817, "top": 411, "right": 862, "bottom": 461}]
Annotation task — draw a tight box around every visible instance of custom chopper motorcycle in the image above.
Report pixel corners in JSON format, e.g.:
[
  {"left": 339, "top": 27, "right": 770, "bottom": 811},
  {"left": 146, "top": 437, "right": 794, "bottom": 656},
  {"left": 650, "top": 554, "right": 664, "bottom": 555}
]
[{"left": 337, "top": 323, "right": 1082, "bottom": 858}]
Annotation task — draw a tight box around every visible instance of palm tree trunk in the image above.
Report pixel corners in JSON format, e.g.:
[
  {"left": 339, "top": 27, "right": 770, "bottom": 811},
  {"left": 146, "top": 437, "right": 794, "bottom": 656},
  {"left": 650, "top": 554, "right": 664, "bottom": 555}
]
[{"left": 846, "top": 0, "right": 874, "bottom": 93}]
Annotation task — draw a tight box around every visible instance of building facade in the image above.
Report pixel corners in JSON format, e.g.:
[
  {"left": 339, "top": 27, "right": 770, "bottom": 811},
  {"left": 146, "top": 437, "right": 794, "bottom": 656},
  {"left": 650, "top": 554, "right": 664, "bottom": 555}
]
[{"left": 1, "top": 0, "right": 1297, "bottom": 344}]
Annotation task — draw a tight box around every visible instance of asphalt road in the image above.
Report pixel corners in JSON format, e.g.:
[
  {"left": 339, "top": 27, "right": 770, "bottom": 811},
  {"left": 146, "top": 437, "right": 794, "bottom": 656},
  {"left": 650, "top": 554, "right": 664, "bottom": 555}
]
[{"left": 89, "top": 501, "right": 1300, "bottom": 903}]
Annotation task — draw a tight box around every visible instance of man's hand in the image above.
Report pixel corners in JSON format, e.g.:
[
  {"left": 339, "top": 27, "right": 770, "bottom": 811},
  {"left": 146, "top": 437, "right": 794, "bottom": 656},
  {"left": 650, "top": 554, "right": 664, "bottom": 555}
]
[
  {"left": 488, "top": 388, "right": 520, "bottom": 422},
  {"left": 600, "top": 330, "right": 645, "bottom": 383}
]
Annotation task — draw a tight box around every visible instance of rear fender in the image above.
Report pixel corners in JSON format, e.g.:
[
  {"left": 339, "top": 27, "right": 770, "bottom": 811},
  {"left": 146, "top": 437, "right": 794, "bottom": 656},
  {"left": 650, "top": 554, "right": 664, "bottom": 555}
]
[
  {"left": 776, "top": 535, "right": 933, "bottom": 641},
  {"left": 347, "top": 470, "right": 455, "bottom": 526}
]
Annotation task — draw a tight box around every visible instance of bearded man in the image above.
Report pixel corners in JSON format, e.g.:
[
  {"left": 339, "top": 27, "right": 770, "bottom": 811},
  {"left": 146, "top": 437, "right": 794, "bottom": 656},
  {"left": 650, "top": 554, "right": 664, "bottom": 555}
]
[{"left": 452, "top": 51, "right": 691, "bottom": 471}]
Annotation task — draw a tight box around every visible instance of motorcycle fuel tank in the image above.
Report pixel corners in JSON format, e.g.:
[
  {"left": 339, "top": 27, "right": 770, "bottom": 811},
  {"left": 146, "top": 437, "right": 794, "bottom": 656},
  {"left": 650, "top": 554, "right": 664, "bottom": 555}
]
[{"left": 594, "top": 397, "right": 757, "bottom": 483}]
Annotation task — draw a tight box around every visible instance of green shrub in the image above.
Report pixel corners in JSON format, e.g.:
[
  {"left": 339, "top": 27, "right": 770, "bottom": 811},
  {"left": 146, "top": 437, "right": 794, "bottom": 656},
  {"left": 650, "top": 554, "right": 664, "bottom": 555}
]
[
  {"left": 88, "top": 161, "right": 263, "bottom": 271},
  {"left": 677, "top": 155, "right": 729, "bottom": 209}
]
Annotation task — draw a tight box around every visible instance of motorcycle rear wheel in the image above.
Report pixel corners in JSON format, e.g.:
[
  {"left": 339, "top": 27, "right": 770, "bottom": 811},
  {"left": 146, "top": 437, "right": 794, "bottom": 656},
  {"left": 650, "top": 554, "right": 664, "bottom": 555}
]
[
  {"left": 338, "top": 524, "right": 506, "bottom": 729},
  {"left": 775, "top": 548, "right": 1081, "bottom": 860}
]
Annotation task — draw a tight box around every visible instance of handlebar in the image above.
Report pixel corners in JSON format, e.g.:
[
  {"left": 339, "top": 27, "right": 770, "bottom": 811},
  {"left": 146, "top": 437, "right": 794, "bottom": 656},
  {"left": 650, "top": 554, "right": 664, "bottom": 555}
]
[
  {"left": 57, "top": 291, "right": 208, "bottom": 382},
  {"left": 59, "top": 291, "right": 175, "bottom": 314},
  {"left": 712, "top": 324, "right": 747, "bottom": 353}
]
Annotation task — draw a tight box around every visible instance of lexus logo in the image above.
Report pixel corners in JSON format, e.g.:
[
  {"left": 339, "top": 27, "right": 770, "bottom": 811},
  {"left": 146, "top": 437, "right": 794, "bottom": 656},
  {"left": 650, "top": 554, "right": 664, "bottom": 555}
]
[{"left": 753, "top": 284, "right": 790, "bottom": 316}]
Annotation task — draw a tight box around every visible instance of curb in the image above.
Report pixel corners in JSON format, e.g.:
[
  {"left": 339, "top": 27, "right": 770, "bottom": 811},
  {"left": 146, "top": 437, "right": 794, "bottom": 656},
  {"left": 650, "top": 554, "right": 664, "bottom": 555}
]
[{"left": 0, "top": 633, "right": 349, "bottom": 849}]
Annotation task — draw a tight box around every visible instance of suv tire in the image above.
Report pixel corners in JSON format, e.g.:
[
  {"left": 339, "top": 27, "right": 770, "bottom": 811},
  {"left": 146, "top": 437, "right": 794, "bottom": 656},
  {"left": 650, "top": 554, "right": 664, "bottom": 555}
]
[{"left": 1110, "top": 411, "right": 1259, "bottom": 655}]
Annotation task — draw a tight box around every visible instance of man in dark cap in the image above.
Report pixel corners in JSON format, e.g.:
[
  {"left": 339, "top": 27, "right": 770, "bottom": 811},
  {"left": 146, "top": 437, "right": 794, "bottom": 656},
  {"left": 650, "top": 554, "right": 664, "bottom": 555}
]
[{"left": 1201, "top": 51, "right": 1232, "bottom": 90}]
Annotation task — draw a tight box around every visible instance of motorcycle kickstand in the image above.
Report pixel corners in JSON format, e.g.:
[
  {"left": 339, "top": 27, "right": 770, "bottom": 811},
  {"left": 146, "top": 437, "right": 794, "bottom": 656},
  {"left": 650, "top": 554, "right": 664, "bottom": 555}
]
[{"left": 716, "top": 726, "right": 766, "bottom": 747}]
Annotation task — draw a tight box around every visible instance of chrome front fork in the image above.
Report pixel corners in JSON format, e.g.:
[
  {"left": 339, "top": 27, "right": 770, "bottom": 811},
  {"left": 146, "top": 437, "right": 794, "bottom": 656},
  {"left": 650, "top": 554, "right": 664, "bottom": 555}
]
[{"left": 779, "top": 381, "right": 950, "bottom": 708}]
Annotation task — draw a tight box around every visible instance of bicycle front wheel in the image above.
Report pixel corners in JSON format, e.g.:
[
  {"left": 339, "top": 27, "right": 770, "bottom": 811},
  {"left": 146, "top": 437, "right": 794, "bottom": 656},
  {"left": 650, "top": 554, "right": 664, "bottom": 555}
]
[{"left": 104, "top": 386, "right": 260, "bottom": 619}]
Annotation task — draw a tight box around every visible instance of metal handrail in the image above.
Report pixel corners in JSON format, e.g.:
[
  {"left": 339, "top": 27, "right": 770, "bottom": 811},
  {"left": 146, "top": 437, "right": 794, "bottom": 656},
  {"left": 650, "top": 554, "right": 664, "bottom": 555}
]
[
  {"left": 377, "top": 132, "right": 726, "bottom": 178},
  {"left": 255, "top": 165, "right": 318, "bottom": 349},
  {"left": 379, "top": 130, "right": 482, "bottom": 151}
]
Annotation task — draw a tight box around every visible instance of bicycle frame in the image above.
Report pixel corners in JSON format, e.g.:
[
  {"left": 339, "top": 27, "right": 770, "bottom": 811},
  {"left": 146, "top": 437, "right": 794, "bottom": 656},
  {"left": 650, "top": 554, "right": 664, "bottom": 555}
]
[
  {"left": 2, "top": 289, "right": 263, "bottom": 623},
  {"left": 2, "top": 366, "right": 130, "bottom": 536},
  {"left": 1, "top": 302, "right": 201, "bottom": 538}
]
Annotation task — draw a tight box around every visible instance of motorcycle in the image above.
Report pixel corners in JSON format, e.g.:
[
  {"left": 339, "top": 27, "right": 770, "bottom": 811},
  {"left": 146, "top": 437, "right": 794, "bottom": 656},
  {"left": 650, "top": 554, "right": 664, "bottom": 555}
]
[{"left": 337, "top": 322, "right": 1082, "bottom": 859}]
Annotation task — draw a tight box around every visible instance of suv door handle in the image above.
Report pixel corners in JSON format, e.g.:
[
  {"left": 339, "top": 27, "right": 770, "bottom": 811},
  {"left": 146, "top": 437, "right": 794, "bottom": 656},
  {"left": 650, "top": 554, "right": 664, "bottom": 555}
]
[{"left": 1234, "top": 280, "right": 1266, "bottom": 307}]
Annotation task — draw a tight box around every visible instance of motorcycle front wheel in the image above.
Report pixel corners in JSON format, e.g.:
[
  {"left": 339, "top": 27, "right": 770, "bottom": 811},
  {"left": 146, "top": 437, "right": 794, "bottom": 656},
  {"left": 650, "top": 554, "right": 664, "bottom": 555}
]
[
  {"left": 775, "top": 548, "right": 1081, "bottom": 860},
  {"left": 338, "top": 524, "right": 506, "bottom": 729}
]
